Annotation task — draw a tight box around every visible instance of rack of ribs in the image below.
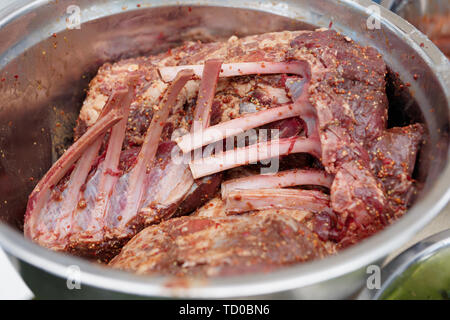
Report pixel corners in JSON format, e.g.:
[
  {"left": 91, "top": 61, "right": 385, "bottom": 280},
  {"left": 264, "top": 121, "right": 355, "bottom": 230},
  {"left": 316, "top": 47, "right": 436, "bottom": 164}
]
[{"left": 24, "top": 29, "right": 424, "bottom": 273}]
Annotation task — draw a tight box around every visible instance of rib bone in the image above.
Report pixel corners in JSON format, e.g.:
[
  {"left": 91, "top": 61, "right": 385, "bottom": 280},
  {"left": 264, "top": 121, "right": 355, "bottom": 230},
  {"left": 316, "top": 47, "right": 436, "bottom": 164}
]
[
  {"left": 159, "top": 61, "right": 310, "bottom": 83},
  {"left": 73, "top": 87, "right": 134, "bottom": 237},
  {"left": 24, "top": 90, "right": 127, "bottom": 239},
  {"left": 170, "top": 61, "right": 312, "bottom": 153},
  {"left": 225, "top": 188, "right": 330, "bottom": 214},
  {"left": 189, "top": 136, "right": 321, "bottom": 179},
  {"left": 221, "top": 169, "right": 333, "bottom": 198},
  {"left": 106, "top": 69, "right": 194, "bottom": 229},
  {"left": 177, "top": 103, "right": 303, "bottom": 153},
  {"left": 192, "top": 59, "right": 223, "bottom": 129}
]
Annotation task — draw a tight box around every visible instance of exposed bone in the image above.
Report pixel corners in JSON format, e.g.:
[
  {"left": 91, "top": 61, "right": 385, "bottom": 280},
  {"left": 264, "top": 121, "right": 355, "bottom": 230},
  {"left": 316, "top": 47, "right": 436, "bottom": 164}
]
[
  {"left": 137, "top": 61, "right": 224, "bottom": 221},
  {"left": 225, "top": 188, "right": 330, "bottom": 214},
  {"left": 177, "top": 103, "right": 304, "bottom": 153},
  {"left": 55, "top": 140, "right": 104, "bottom": 240},
  {"left": 221, "top": 169, "right": 333, "bottom": 198},
  {"left": 50, "top": 89, "right": 133, "bottom": 242},
  {"left": 192, "top": 59, "right": 223, "bottom": 129},
  {"left": 106, "top": 69, "right": 194, "bottom": 228},
  {"left": 77, "top": 87, "right": 134, "bottom": 235},
  {"left": 172, "top": 61, "right": 312, "bottom": 153},
  {"left": 159, "top": 61, "right": 310, "bottom": 83},
  {"left": 189, "top": 136, "right": 321, "bottom": 179},
  {"left": 24, "top": 92, "right": 126, "bottom": 238}
]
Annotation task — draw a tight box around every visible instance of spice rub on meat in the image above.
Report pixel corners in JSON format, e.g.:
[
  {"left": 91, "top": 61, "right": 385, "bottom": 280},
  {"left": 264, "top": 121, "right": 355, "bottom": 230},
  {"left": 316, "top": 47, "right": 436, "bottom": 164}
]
[
  {"left": 109, "top": 211, "right": 327, "bottom": 276},
  {"left": 25, "top": 29, "right": 424, "bottom": 275}
]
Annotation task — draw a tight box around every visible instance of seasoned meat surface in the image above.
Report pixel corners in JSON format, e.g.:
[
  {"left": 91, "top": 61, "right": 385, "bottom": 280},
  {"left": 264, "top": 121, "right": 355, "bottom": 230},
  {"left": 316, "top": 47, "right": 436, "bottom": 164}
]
[
  {"left": 289, "top": 30, "right": 388, "bottom": 149},
  {"left": 369, "top": 123, "right": 424, "bottom": 216},
  {"left": 109, "top": 211, "right": 327, "bottom": 276}
]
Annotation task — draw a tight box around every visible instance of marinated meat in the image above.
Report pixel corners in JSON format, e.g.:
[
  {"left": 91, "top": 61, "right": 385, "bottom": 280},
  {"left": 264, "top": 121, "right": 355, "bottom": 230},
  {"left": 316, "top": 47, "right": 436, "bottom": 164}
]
[
  {"left": 109, "top": 211, "right": 327, "bottom": 276},
  {"left": 25, "top": 28, "right": 424, "bottom": 272},
  {"left": 369, "top": 123, "right": 424, "bottom": 216}
]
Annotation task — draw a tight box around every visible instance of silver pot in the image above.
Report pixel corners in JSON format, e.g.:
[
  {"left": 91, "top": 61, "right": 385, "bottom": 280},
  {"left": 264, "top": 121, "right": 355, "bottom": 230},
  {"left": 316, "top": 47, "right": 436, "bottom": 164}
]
[{"left": 0, "top": 0, "right": 448, "bottom": 299}]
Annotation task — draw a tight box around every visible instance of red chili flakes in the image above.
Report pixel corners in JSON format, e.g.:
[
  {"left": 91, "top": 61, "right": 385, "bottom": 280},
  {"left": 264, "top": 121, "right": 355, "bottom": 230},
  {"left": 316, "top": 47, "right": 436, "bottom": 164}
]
[
  {"left": 405, "top": 82, "right": 411, "bottom": 87},
  {"left": 221, "top": 96, "right": 232, "bottom": 104},
  {"left": 188, "top": 7, "right": 192, "bottom": 12},
  {"left": 14, "top": 75, "right": 19, "bottom": 79},
  {"left": 328, "top": 21, "right": 333, "bottom": 29},
  {"left": 136, "top": 4, "right": 141, "bottom": 7},
  {"left": 420, "top": 43, "right": 424, "bottom": 47},
  {"left": 334, "top": 88, "right": 346, "bottom": 94},
  {"left": 78, "top": 199, "right": 87, "bottom": 209},
  {"left": 413, "top": 74, "right": 419, "bottom": 80}
]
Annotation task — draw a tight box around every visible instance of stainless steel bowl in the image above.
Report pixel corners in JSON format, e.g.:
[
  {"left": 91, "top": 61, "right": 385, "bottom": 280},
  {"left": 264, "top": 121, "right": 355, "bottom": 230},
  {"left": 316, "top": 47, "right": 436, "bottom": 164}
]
[
  {"left": 0, "top": 0, "right": 448, "bottom": 299},
  {"left": 384, "top": 0, "right": 450, "bottom": 57}
]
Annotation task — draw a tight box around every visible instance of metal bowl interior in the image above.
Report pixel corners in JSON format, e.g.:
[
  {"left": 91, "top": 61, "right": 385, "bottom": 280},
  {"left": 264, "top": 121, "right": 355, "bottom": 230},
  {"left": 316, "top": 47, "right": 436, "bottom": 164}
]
[{"left": 0, "top": 0, "right": 448, "bottom": 299}]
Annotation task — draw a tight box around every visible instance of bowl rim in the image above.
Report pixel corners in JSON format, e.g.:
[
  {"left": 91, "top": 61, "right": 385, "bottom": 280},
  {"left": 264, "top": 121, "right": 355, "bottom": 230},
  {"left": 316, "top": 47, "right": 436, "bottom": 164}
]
[{"left": 0, "top": 0, "right": 449, "bottom": 298}]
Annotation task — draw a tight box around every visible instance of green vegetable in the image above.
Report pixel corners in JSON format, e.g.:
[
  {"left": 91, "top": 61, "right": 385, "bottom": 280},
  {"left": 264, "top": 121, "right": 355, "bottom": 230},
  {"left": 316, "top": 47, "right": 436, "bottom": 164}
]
[{"left": 381, "top": 247, "right": 450, "bottom": 300}]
